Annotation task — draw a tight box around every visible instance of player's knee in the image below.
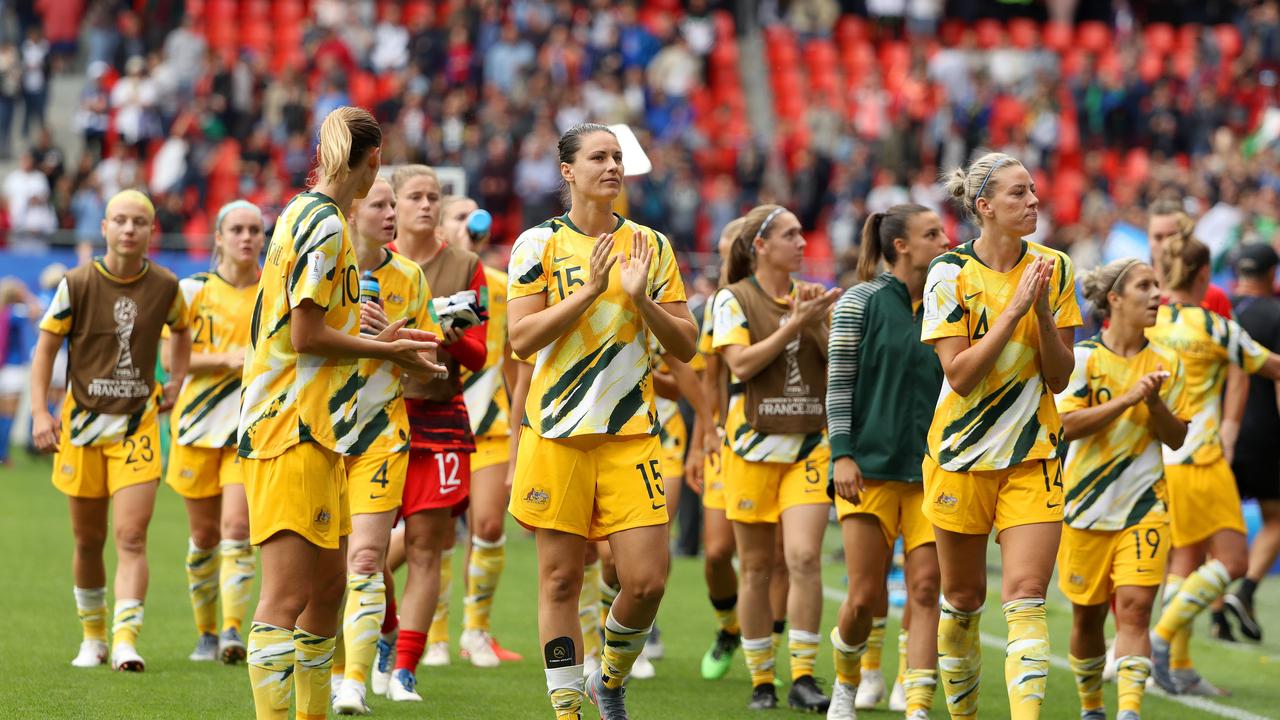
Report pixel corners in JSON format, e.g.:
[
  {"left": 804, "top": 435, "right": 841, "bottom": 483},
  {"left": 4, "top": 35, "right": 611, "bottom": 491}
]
[
  {"left": 1005, "top": 578, "right": 1047, "bottom": 602},
  {"left": 190, "top": 524, "right": 220, "bottom": 551},
  {"left": 738, "top": 557, "right": 773, "bottom": 586},
  {"left": 113, "top": 525, "right": 148, "bottom": 557},
  {"left": 1219, "top": 555, "right": 1248, "bottom": 580},
  {"left": 221, "top": 518, "right": 249, "bottom": 541},
  {"left": 348, "top": 545, "right": 384, "bottom": 576},
  {"left": 909, "top": 573, "right": 940, "bottom": 606},
  {"left": 472, "top": 515, "right": 504, "bottom": 543},
  {"left": 705, "top": 537, "right": 734, "bottom": 568},
  {"left": 72, "top": 527, "right": 108, "bottom": 556},
  {"left": 621, "top": 573, "right": 666, "bottom": 606},
  {"left": 312, "top": 572, "right": 346, "bottom": 609},
  {"left": 942, "top": 588, "right": 985, "bottom": 613},
  {"left": 784, "top": 546, "right": 821, "bottom": 577},
  {"left": 1113, "top": 596, "right": 1152, "bottom": 630},
  {"left": 540, "top": 565, "right": 582, "bottom": 605}
]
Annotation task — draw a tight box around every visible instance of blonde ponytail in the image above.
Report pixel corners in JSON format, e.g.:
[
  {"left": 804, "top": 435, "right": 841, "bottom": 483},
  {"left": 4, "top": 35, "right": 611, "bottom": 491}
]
[
  {"left": 1162, "top": 233, "right": 1210, "bottom": 292},
  {"left": 315, "top": 106, "right": 382, "bottom": 188}
]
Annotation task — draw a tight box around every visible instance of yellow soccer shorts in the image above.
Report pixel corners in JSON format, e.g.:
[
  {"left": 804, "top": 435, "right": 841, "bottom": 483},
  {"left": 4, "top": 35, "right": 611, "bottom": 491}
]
[
  {"left": 242, "top": 442, "right": 352, "bottom": 549},
  {"left": 723, "top": 444, "right": 832, "bottom": 524},
  {"left": 1058, "top": 519, "right": 1170, "bottom": 606},
  {"left": 509, "top": 432, "right": 668, "bottom": 541},
  {"left": 52, "top": 417, "right": 162, "bottom": 498},
  {"left": 702, "top": 446, "right": 727, "bottom": 511},
  {"left": 1166, "top": 458, "right": 1247, "bottom": 548},
  {"left": 165, "top": 444, "right": 243, "bottom": 499},
  {"left": 660, "top": 412, "right": 687, "bottom": 481},
  {"left": 922, "top": 456, "right": 1064, "bottom": 535},
  {"left": 345, "top": 450, "right": 409, "bottom": 516},
  {"left": 471, "top": 434, "right": 511, "bottom": 472},
  {"left": 836, "top": 480, "right": 935, "bottom": 552}
]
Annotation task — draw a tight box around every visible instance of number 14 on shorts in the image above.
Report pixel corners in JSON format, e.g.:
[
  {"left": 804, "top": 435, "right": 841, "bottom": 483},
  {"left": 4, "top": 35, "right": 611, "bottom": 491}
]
[{"left": 636, "top": 459, "right": 665, "bottom": 510}]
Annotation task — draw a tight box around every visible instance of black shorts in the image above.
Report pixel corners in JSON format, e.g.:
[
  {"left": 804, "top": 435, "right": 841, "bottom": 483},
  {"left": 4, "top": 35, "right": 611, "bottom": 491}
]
[{"left": 1232, "top": 455, "right": 1280, "bottom": 501}]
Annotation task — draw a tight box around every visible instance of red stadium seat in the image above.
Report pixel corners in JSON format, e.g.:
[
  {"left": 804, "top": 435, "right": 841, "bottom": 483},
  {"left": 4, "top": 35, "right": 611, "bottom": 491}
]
[
  {"left": 349, "top": 72, "right": 378, "bottom": 109},
  {"left": 271, "top": 0, "right": 305, "bottom": 24},
  {"left": 1008, "top": 18, "right": 1039, "bottom": 49},
  {"left": 402, "top": 1, "right": 431, "bottom": 27},
  {"left": 1077, "top": 21, "right": 1111, "bottom": 54},
  {"left": 974, "top": 19, "right": 1002, "bottom": 49},
  {"left": 713, "top": 10, "right": 735, "bottom": 40},
  {"left": 835, "top": 16, "right": 869, "bottom": 46},
  {"left": 1215, "top": 24, "right": 1242, "bottom": 59},
  {"left": 1043, "top": 21, "right": 1073, "bottom": 53},
  {"left": 1144, "top": 23, "right": 1175, "bottom": 56},
  {"left": 1177, "top": 24, "right": 1201, "bottom": 54}
]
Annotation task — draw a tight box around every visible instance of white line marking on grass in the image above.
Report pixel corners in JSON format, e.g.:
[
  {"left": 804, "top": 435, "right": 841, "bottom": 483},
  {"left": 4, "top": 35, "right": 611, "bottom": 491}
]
[{"left": 820, "top": 585, "right": 1274, "bottom": 720}]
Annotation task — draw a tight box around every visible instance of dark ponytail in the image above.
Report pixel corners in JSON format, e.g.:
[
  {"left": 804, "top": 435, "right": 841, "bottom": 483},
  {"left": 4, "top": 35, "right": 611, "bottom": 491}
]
[{"left": 856, "top": 203, "right": 931, "bottom": 282}]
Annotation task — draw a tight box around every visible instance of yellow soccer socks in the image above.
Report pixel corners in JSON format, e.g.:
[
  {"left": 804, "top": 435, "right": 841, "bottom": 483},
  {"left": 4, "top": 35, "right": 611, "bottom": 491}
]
[
  {"left": 341, "top": 572, "right": 386, "bottom": 685},
  {"left": 580, "top": 560, "right": 602, "bottom": 664},
  {"left": 600, "top": 610, "right": 651, "bottom": 689},
  {"left": 219, "top": 539, "right": 255, "bottom": 633},
  {"left": 830, "top": 626, "right": 867, "bottom": 689},
  {"left": 862, "top": 616, "right": 886, "bottom": 673},
  {"left": 937, "top": 598, "right": 982, "bottom": 719},
  {"left": 74, "top": 586, "right": 107, "bottom": 643},
  {"left": 711, "top": 593, "right": 741, "bottom": 636},
  {"left": 293, "top": 628, "right": 336, "bottom": 720},
  {"left": 903, "top": 668, "right": 938, "bottom": 713},
  {"left": 742, "top": 636, "right": 776, "bottom": 688},
  {"left": 545, "top": 640, "right": 585, "bottom": 720},
  {"left": 1069, "top": 654, "right": 1106, "bottom": 715},
  {"left": 1155, "top": 561, "right": 1230, "bottom": 645},
  {"left": 186, "top": 539, "right": 218, "bottom": 637},
  {"left": 464, "top": 535, "right": 505, "bottom": 633},
  {"left": 429, "top": 548, "right": 453, "bottom": 646},
  {"left": 1004, "top": 598, "right": 1050, "bottom": 720},
  {"left": 247, "top": 622, "right": 293, "bottom": 719},
  {"left": 789, "top": 629, "right": 820, "bottom": 681},
  {"left": 1116, "top": 655, "right": 1152, "bottom": 715},
  {"left": 112, "top": 599, "right": 144, "bottom": 650}
]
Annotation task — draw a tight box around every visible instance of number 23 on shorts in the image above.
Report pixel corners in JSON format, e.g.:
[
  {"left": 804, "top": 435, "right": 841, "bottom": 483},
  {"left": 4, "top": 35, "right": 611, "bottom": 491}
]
[{"left": 636, "top": 459, "right": 666, "bottom": 510}]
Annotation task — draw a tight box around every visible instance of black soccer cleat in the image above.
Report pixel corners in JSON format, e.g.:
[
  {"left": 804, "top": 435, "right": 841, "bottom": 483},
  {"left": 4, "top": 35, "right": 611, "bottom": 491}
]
[
  {"left": 748, "top": 682, "right": 778, "bottom": 710},
  {"left": 1209, "top": 610, "right": 1237, "bottom": 642},
  {"left": 1223, "top": 592, "right": 1263, "bottom": 642},
  {"left": 787, "top": 675, "right": 830, "bottom": 713}
]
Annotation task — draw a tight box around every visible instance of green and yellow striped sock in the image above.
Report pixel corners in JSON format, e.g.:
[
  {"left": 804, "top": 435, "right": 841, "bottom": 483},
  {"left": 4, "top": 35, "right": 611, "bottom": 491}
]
[{"left": 1004, "top": 598, "right": 1049, "bottom": 720}]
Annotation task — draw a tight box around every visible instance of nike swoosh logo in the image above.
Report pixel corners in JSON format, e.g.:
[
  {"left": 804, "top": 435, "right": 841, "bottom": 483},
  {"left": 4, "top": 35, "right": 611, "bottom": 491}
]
[
  {"left": 964, "top": 292, "right": 982, "bottom": 301},
  {"left": 369, "top": 494, "right": 386, "bottom": 500},
  {"left": 1089, "top": 374, "right": 1105, "bottom": 380},
  {"left": 651, "top": 502, "right": 666, "bottom": 511},
  {"left": 552, "top": 254, "right": 574, "bottom": 264},
  {"left": 440, "top": 486, "right": 458, "bottom": 494},
  {"left": 1046, "top": 503, "right": 1060, "bottom": 509},
  {"left": 1136, "top": 568, "right": 1151, "bottom": 573}
]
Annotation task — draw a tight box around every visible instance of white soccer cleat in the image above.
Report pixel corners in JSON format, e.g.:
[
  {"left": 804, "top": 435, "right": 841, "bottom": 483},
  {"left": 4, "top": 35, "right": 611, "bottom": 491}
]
[
  {"left": 71, "top": 640, "right": 108, "bottom": 668},
  {"left": 1102, "top": 643, "right": 1117, "bottom": 683},
  {"left": 459, "top": 629, "right": 500, "bottom": 668},
  {"left": 111, "top": 643, "right": 146, "bottom": 672},
  {"left": 188, "top": 632, "right": 218, "bottom": 662},
  {"left": 827, "top": 681, "right": 857, "bottom": 719},
  {"left": 854, "top": 668, "right": 884, "bottom": 709},
  {"left": 888, "top": 677, "right": 906, "bottom": 711},
  {"left": 629, "top": 654, "right": 656, "bottom": 680},
  {"left": 333, "top": 678, "right": 372, "bottom": 715},
  {"left": 387, "top": 668, "right": 423, "bottom": 702},
  {"left": 421, "top": 641, "right": 450, "bottom": 667},
  {"left": 372, "top": 632, "right": 395, "bottom": 696}
]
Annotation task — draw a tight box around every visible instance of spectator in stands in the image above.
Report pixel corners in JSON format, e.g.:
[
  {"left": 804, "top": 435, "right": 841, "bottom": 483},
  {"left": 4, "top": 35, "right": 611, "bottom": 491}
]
[
  {"left": 371, "top": 4, "right": 410, "bottom": 74},
  {"left": 31, "top": 127, "right": 63, "bottom": 189},
  {"left": 70, "top": 173, "right": 104, "bottom": 247},
  {"left": 162, "top": 14, "right": 205, "bottom": 97},
  {"left": 20, "top": 26, "right": 48, "bottom": 136},
  {"left": 111, "top": 56, "right": 159, "bottom": 152},
  {"left": 648, "top": 32, "right": 701, "bottom": 99},
  {"left": 4, "top": 150, "right": 49, "bottom": 233},
  {"left": 0, "top": 41, "right": 17, "bottom": 160},
  {"left": 11, "top": 185, "right": 56, "bottom": 251},
  {"left": 485, "top": 21, "right": 535, "bottom": 94}
]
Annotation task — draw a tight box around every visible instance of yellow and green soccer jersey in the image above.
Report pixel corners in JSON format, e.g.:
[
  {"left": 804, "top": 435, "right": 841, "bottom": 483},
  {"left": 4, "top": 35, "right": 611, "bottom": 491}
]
[
  {"left": 508, "top": 213, "right": 686, "bottom": 438},
  {"left": 40, "top": 262, "right": 187, "bottom": 447},
  {"left": 172, "top": 272, "right": 256, "bottom": 448},
  {"left": 462, "top": 264, "right": 511, "bottom": 439},
  {"left": 1057, "top": 338, "right": 1191, "bottom": 531},
  {"left": 1146, "top": 302, "right": 1271, "bottom": 466},
  {"left": 711, "top": 285, "right": 825, "bottom": 465},
  {"left": 238, "top": 192, "right": 362, "bottom": 459},
  {"left": 922, "top": 240, "right": 1082, "bottom": 472},
  {"left": 347, "top": 248, "right": 441, "bottom": 456}
]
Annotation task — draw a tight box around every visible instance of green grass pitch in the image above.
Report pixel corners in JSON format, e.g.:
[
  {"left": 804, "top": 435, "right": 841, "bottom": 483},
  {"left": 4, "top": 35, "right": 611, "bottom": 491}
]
[{"left": 2, "top": 451, "right": 1278, "bottom": 719}]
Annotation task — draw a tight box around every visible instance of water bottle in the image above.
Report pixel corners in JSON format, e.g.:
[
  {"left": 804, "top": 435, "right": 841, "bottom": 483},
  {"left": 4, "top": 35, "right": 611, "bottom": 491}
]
[
  {"left": 360, "top": 272, "right": 381, "bottom": 305},
  {"left": 466, "top": 209, "right": 492, "bottom": 241}
]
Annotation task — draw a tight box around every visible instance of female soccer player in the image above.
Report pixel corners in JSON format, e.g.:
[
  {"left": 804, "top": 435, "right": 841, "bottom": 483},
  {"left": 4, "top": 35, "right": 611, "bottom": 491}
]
[
  {"left": 166, "top": 200, "right": 263, "bottom": 665},
  {"left": 1057, "top": 259, "right": 1190, "bottom": 720},
  {"left": 922, "top": 152, "right": 1081, "bottom": 720},
  {"left": 689, "top": 217, "right": 747, "bottom": 680},
  {"left": 1144, "top": 234, "right": 1280, "bottom": 694},
  {"left": 712, "top": 203, "right": 841, "bottom": 711},
  {"left": 385, "top": 166, "right": 489, "bottom": 700},
  {"left": 30, "top": 189, "right": 191, "bottom": 672},
  {"left": 826, "top": 204, "right": 947, "bottom": 720},
  {"left": 507, "top": 122, "right": 696, "bottom": 719},
  {"left": 331, "top": 176, "right": 442, "bottom": 714},
  {"left": 236, "top": 107, "right": 441, "bottom": 719}
]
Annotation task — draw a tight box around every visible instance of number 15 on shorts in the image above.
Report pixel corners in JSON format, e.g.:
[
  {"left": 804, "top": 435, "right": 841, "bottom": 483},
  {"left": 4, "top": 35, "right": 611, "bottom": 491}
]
[{"left": 636, "top": 459, "right": 665, "bottom": 510}]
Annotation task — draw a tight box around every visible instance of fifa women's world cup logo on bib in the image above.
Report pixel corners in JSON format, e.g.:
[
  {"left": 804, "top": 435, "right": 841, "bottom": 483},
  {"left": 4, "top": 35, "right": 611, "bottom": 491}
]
[
  {"left": 780, "top": 316, "right": 808, "bottom": 398},
  {"left": 87, "top": 296, "right": 151, "bottom": 400},
  {"left": 758, "top": 313, "right": 821, "bottom": 418}
]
